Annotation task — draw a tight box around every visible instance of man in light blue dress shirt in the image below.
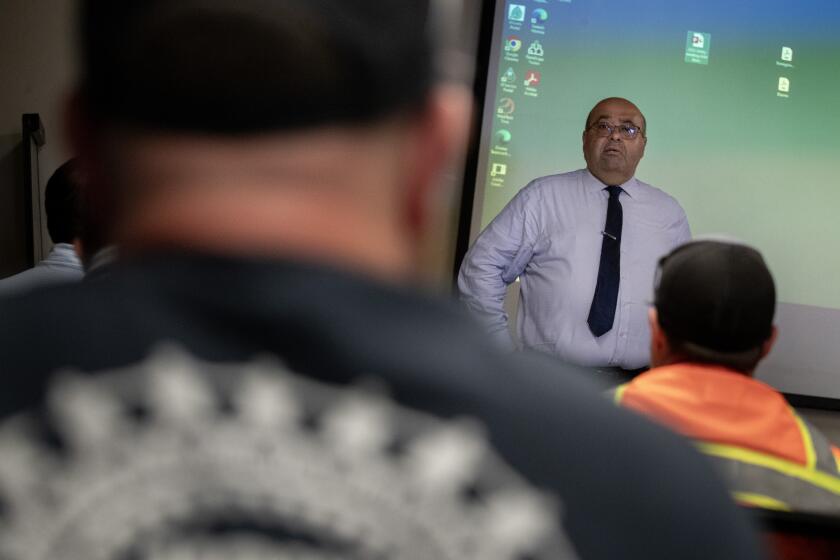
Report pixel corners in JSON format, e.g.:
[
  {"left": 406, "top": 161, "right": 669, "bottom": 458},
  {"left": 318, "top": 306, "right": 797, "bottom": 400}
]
[{"left": 459, "top": 98, "right": 690, "bottom": 370}]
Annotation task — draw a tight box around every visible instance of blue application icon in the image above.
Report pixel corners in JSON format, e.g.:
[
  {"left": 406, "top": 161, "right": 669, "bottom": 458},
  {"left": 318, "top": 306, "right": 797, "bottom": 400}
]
[
  {"left": 508, "top": 4, "right": 526, "bottom": 23},
  {"left": 531, "top": 8, "right": 548, "bottom": 24}
]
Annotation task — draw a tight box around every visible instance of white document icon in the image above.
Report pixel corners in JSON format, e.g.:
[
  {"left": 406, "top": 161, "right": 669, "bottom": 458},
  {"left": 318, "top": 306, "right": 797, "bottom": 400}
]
[
  {"left": 781, "top": 47, "right": 793, "bottom": 62},
  {"left": 692, "top": 33, "right": 705, "bottom": 49},
  {"left": 778, "top": 77, "right": 790, "bottom": 93}
]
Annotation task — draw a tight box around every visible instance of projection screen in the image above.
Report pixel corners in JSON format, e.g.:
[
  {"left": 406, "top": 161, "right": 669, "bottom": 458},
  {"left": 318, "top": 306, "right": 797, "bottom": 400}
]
[{"left": 464, "top": 0, "right": 840, "bottom": 401}]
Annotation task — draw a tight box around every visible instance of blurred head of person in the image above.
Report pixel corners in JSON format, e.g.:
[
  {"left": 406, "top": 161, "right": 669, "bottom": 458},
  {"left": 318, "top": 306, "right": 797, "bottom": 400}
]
[
  {"left": 43, "top": 158, "right": 110, "bottom": 270},
  {"left": 650, "top": 239, "right": 777, "bottom": 374},
  {"left": 66, "top": 0, "right": 472, "bottom": 281},
  {"left": 44, "top": 159, "right": 83, "bottom": 246}
]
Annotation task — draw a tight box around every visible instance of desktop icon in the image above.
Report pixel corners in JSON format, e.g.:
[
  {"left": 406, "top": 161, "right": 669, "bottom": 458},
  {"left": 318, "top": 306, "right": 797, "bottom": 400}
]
[
  {"left": 497, "top": 97, "right": 516, "bottom": 115},
  {"left": 527, "top": 40, "right": 544, "bottom": 57},
  {"left": 778, "top": 77, "right": 790, "bottom": 93},
  {"left": 491, "top": 163, "right": 508, "bottom": 177},
  {"left": 524, "top": 70, "right": 541, "bottom": 87},
  {"left": 495, "top": 129, "right": 512, "bottom": 144},
  {"left": 781, "top": 47, "right": 793, "bottom": 62},
  {"left": 685, "top": 30, "right": 711, "bottom": 65},
  {"left": 501, "top": 67, "right": 517, "bottom": 84},
  {"left": 531, "top": 8, "right": 548, "bottom": 24},
  {"left": 505, "top": 35, "right": 522, "bottom": 53},
  {"left": 508, "top": 4, "right": 526, "bottom": 23}
]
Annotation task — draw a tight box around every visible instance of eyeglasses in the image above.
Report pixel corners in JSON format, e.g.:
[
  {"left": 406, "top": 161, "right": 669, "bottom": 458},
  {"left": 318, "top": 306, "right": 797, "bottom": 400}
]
[{"left": 587, "top": 121, "right": 644, "bottom": 139}]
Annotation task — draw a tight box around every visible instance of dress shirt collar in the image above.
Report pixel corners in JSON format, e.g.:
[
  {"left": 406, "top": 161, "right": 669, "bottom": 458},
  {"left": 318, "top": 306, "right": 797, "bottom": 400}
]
[
  {"left": 42, "top": 243, "right": 83, "bottom": 269},
  {"left": 584, "top": 169, "right": 637, "bottom": 199}
]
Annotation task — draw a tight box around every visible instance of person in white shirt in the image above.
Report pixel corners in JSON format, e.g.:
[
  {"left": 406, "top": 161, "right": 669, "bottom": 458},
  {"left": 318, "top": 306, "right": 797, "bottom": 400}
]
[{"left": 0, "top": 159, "right": 84, "bottom": 296}]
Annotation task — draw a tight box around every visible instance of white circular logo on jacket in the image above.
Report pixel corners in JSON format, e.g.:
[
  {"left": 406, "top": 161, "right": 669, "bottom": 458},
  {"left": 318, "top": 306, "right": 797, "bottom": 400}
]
[{"left": 0, "top": 345, "right": 577, "bottom": 560}]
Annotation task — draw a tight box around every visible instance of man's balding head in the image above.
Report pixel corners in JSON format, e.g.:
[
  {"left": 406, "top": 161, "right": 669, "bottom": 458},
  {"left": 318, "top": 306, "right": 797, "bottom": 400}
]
[{"left": 584, "top": 97, "right": 646, "bottom": 132}]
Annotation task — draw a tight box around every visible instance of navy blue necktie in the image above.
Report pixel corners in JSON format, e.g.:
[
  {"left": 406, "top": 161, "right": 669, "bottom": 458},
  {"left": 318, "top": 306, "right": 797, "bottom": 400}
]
[{"left": 588, "top": 185, "right": 623, "bottom": 337}]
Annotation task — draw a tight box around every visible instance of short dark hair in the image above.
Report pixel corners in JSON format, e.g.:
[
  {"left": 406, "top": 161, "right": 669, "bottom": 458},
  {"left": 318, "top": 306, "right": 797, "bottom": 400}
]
[
  {"left": 79, "top": 0, "right": 433, "bottom": 134},
  {"left": 664, "top": 334, "right": 764, "bottom": 373},
  {"left": 44, "top": 159, "right": 82, "bottom": 245}
]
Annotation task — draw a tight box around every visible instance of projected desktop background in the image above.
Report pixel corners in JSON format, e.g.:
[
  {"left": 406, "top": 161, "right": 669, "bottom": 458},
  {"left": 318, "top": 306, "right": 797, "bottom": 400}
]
[
  {"left": 476, "top": 0, "right": 840, "bottom": 309},
  {"left": 472, "top": 0, "right": 840, "bottom": 397}
]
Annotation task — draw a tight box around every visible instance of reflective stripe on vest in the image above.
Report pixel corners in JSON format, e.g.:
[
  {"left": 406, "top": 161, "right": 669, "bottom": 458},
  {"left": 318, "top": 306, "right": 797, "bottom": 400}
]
[
  {"left": 732, "top": 492, "right": 791, "bottom": 512},
  {"left": 612, "top": 384, "right": 628, "bottom": 406},
  {"left": 794, "top": 412, "right": 840, "bottom": 474},
  {"left": 792, "top": 412, "right": 817, "bottom": 469},
  {"left": 613, "top": 380, "right": 840, "bottom": 513},
  {"left": 698, "top": 442, "right": 840, "bottom": 514}
]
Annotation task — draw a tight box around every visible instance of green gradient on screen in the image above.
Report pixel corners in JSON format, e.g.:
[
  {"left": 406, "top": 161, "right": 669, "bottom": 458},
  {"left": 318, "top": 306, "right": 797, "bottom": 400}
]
[{"left": 477, "top": 1, "right": 840, "bottom": 309}]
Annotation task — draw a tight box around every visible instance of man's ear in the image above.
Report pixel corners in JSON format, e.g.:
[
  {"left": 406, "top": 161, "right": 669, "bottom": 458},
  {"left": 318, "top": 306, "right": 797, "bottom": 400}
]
[
  {"left": 648, "top": 307, "right": 669, "bottom": 366},
  {"left": 73, "top": 238, "right": 84, "bottom": 261},
  {"left": 648, "top": 308, "right": 662, "bottom": 342},
  {"left": 760, "top": 325, "right": 778, "bottom": 361},
  {"left": 402, "top": 84, "right": 472, "bottom": 236}
]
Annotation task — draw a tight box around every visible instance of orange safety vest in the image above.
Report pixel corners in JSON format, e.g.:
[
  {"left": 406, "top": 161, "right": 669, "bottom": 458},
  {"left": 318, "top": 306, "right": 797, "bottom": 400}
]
[{"left": 614, "top": 364, "right": 840, "bottom": 514}]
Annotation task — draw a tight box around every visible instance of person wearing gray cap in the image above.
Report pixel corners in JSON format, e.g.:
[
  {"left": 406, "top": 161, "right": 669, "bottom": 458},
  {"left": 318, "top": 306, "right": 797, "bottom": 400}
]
[
  {"left": 615, "top": 239, "right": 840, "bottom": 514},
  {"left": 0, "top": 1, "right": 763, "bottom": 559}
]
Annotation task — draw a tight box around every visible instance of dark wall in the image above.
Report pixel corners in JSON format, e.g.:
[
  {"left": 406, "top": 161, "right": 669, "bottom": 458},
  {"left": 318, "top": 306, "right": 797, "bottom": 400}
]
[{"left": 0, "top": 133, "right": 30, "bottom": 279}]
